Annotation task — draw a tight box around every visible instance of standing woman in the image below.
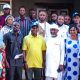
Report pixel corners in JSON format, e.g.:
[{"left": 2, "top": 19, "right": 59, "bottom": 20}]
[
  {"left": 64, "top": 24, "right": 80, "bottom": 80},
  {"left": 1, "top": 15, "right": 14, "bottom": 35},
  {"left": 1, "top": 15, "right": 14, "bottom": 80}
]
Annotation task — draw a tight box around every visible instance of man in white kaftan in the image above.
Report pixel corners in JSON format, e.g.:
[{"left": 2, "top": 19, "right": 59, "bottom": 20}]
[{"left": 45, "top": 25, "right": 65, "bottom": 80}]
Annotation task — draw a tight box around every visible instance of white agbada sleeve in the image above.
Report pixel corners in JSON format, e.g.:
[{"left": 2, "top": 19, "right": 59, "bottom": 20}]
[{"left": 60, "top": 38, "right": 65, "bottom": 65}]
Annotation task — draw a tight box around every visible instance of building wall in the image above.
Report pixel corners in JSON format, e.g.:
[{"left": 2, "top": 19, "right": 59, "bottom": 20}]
[
  {"left": 74, "top": 0, "right": 80, "bottom": 12},
  {"left": 12, "top": 0, "right": 69, "bottom": 16}
]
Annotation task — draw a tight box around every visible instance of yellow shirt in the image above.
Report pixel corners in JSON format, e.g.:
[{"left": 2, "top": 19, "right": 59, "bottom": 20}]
[{"left": 22, "top": 34, "right": 46, "bottom": 68}]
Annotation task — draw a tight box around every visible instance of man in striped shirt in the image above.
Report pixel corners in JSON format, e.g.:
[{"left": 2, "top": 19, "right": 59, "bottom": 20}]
[{"left": 15, "top": 6, "right": 31, "bottom": 37}]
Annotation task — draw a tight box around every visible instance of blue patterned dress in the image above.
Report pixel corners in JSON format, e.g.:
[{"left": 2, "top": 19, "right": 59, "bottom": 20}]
[{"left": 64, "top": 35, "right": 80, "bottom": 80}]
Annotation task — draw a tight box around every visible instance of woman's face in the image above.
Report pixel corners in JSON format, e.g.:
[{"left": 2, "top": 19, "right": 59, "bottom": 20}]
[
  {"left": 69, "top": 27, "right": 77, "bottom": 35},
  {"left": 6, "top": 17, "right": 14, "bottom": 25}
]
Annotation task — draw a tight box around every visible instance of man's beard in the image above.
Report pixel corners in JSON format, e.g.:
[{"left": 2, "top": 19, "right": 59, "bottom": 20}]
[
  {"left": 51, "top": 19, "right": 56, "bottom": 23},
  {"left": 51, "top": 34, "right": 57, "bottom": 37}
]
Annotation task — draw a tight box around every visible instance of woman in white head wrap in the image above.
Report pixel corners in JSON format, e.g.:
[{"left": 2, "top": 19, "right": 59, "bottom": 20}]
[
  {"left": 0, "top": 15, "right": 13, "bottom": 80},
  {"left": 1, "top": 15, "right": 14, "bottom": 35}
]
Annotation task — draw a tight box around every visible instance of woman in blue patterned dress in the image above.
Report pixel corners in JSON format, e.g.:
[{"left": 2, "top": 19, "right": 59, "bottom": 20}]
[{"left": 64, "top": 24, "right": 80, "bottom": 80}]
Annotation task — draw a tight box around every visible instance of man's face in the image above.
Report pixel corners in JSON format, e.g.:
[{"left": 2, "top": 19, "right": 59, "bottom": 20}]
[
  {"left": 3, "top": 8, "right": 10, "bottom": 15},
  {"left": 13, "top": 24, "right": 20, "bottom": 32},
  {"left": 39, "top": 11, "right": 47, "bottom": 21},
  {"left": 29, "top": 10, "right": 36, "bottom": 19},
  {"left": 64, "top": 16, "right": 71, "bottom": 25},
  {"left": 50, "top": 28, "right": 59, "bottom": 37},
  {"left": 73, "top": 16, "right": 80, "bottom": 24},
  {"left": 57, "top": 16, "right": 64, "bottom": 26},
  {"left": 31, "top": 26, "right": 38, "bottom": 36},
  {"left": 19, "top": 8, "right": 26, "bottom": 16},
  {"left": 51, "top": 13, "right": 57, "bottom": 21}
]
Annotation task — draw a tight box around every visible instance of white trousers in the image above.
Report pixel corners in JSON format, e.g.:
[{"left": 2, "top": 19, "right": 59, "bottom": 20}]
[
  {"left": 57, "top": 72, "right": 63, "bottom": 80},
  {"left": 46, "top": 77, "right": 57, "bottom": 80}
]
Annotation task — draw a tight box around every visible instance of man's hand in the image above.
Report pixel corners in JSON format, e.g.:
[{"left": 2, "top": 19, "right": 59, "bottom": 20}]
[
  {"left": 6, "top": 60, "right": 9, "bottom": 68},
  {"left": 59, "top": 65, "right": 64, "bottom": 71},
  {"left": 24, "top": 62, "right": 28, "bottom": 70}
]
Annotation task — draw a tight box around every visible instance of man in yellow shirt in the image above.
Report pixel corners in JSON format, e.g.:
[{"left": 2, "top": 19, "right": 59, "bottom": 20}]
[{"left": 22, "top": 21, "right": 46, "bottom": 80}]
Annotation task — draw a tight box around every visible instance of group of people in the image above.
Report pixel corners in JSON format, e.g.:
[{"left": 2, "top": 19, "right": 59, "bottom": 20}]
[{"left": 0, "top": 3, "right": 80, "bottom": 80}]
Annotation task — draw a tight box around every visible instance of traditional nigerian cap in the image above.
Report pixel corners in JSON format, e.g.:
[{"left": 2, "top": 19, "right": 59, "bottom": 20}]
[
  {"left": 3, "top": 4, "right": 11, "bottom": 9},
  {"left": 31, "top": 21, "right": 38, "bottom": 28},
  {"left": 50, "top": 24, "right": 59, "bottom": 30},
  {"left": 72, "top": 12, "right": 80, "bottom": 17},
  {"left": 5, "top": 15, "right": 14, "bottom": 22}
]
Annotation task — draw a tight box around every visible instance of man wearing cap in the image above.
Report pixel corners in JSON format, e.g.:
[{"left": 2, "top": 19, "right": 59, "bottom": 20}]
[
  {"left": 22, "top": 22, "right": 46, "bottom": 80},
  {"left": 72, "top": 12, "right": 80, "bottom": 24},
  {"left": 4, "top": 22, "right": 23, "bottom": 80},
  {"left": 0, "top": 4, "right": 11, "bottom": 27},
  {"left": 45, "top": 25, "right": 65, "bottom": 80}
]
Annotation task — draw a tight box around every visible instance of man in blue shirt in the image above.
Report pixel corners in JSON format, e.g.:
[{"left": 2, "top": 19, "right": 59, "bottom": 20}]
[{"left": 4, "top": 22, "right": 23, "bottom": 80}]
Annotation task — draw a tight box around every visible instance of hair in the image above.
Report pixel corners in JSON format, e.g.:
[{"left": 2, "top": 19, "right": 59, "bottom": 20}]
[
  {"left": 18, "top": 6, "right": 26, "bottom": 11},
  {"left": 29, "top": 8, "right": 36, "bottom": 12},
  {"left": 51, "top": 11, "right": 58, "bottom": 15},
  {"left": 69, "top": 24, "right": 79, "bottom": 33},
  {"left": 58, "top": 15, "right": 64, "bottom": 18},
  {"left": 39, "top": 9, "right": 47, "bottom": 14},
  {"left": 28, "top": 8, "right": 36, "bottom": 16}
]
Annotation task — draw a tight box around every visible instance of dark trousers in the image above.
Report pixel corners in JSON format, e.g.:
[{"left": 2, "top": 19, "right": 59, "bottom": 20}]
[
  {"left": 6, "top": 68, "right": 10, "bottom": 80},
  {"left": 25, "top": 68, "right": 42, "bottom": 80},
  {"left": 9, "top": 66, "right": 22, "bottom": 80}
]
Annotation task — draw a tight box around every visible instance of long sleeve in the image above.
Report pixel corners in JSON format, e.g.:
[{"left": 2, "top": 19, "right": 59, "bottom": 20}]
[{"left": 60, "top": 38, "right": 65, "bottom": 65}]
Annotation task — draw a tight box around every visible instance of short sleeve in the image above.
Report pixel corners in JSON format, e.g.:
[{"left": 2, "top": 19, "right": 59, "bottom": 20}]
[
  {"left": 22, "top": 37, "right": 28, "bottom": 51},
  {"left": 42, "top": 37, "right": 46, "bottom": 51}
]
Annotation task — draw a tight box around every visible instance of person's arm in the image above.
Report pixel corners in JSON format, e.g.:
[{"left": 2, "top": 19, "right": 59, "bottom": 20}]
[
  {"left": 42, "top": 50, "right": 46, "bottom": 68},
  {"left": 3, "top": 33, "right": 10, "bottom": 68},
  {"left": 42, "top": 37, "right": 46, "bottom": 68},
  {"left": 59, "top": 38, "right": 65, "bottom": 71},
  {"left": 23, "top": 50, "right": 28, "bottom": 69},
  {"left": 22, "top": 36, "right": 28, "bottom": 69}
]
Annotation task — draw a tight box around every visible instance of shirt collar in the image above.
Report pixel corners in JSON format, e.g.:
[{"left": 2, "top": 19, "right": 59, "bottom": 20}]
[
  {"left": 11, "top": 30, "right": 21, "bottom": 36},
  {"left": 18, "top": 16, "right": 28, "bottom": 20},
  {"left": 29, "top": 34, "right": 39, "bottom": 38}
]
